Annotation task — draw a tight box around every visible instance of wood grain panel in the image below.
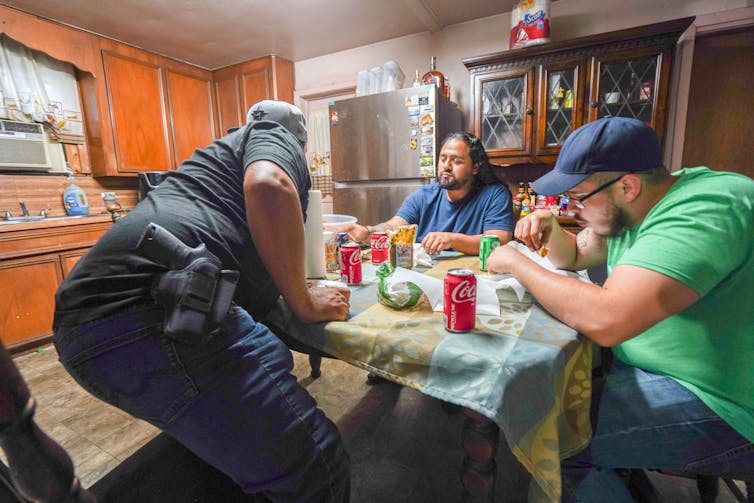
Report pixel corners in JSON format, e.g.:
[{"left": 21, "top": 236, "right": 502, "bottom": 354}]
[
  {"left": 167, "top": 71, "right": 216, "bottom": 165},
  {"left": 0, "top": 255, "right": 62, "bottom": 347},
  {"left": 241, "top": 66, "right": 271, "bottom": 113},
  {"left": 214, "top": 74, "right": 242, "bottom": 136},
  {"left": 272, "top": 56, "right": 295, "bottom": 103},
  {"left": 0, "top": 219, "right": 111, "bottom": 259},
  {"left": 682, "top": 28, "right": 754, "bottom": 178},
  {"left": 103, "top": 52, "right": 172, "bottom": 173},
  {"left": 60, "top": 248, "right": 89, "bottom": 277}
]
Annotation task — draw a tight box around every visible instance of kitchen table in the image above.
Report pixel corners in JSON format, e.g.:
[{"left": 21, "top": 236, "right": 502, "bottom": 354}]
[{"left": 266, "top": 254, "right": 595, "bottom": 502}]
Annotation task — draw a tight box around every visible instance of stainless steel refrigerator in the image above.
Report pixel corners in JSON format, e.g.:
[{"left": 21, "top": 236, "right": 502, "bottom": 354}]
[{"left": 329, "top": 86, "right": 463, "bottom": 224}]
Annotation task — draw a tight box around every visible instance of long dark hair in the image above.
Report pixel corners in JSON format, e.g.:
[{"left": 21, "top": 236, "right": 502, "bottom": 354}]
[{"left": 441, "top": 132, "right": 500, "bottom": 189}]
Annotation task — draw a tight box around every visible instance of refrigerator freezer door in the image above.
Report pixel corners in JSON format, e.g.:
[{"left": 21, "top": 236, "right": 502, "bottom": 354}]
[{"left": 332, "top": 181, "right": 427, "bottom": 225}]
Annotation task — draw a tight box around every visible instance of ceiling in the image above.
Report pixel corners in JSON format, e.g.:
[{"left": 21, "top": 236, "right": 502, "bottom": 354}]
[{"left": 3, "top": 0, "right": 523, "bottom": 69}]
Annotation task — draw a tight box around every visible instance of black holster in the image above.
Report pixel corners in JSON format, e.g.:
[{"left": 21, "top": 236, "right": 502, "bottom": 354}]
[{"left": 136, "top": 222, "right": 240, "bottom": 345}]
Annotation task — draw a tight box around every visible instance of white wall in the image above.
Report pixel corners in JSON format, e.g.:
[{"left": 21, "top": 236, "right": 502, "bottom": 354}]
[{"left": 294, "top": 0, "right": 752, "bottom": 131}]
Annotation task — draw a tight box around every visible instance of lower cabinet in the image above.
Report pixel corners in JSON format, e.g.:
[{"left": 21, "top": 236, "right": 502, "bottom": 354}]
[
  {"left": 0, "top": 219, "right": 109, "bottom": 354},
  {"left": 0, "top": 254, "right": 63, "bottom": 350}
]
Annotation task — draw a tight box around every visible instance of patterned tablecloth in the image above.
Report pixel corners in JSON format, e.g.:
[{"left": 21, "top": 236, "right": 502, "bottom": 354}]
[{"left": 267, "top": 254, "right": 594, "bottom": 502}]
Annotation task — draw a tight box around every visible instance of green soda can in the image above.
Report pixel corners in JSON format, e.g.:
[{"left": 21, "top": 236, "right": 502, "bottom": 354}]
[{"left": 479, "top": 234, "right": 500, "bottom": 271}]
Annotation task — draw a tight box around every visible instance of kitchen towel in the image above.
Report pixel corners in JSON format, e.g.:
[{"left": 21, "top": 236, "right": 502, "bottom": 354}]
[{"left": 304, "top": 190, "right": 326, "bottom": 279}]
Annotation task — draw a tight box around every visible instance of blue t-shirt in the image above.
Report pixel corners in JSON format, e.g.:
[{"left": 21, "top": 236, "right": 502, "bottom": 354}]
[{"left": 396, "top": 182, "right": 514, "bottom": 242}]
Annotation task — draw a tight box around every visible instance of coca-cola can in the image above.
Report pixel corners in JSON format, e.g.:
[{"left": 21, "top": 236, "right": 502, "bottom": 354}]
[
  {"left": 370, "top": 231, "right": 389, "bottom": 265},
  {"left": 339, "top": 242, "right": 362, "bottom": 285},
  {"left": 443, "top": 268, "right": 476, "bottom": 332}
]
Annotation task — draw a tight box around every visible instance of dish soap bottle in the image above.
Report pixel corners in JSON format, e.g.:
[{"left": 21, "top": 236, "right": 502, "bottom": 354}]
[{"left": 62, "top": 165, "right": 89, "bottom": 216}]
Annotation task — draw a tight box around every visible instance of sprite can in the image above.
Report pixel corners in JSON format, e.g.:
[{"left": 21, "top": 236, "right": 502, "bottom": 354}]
[{"left": 479, "top": 234, "right": 500, "bottom": 271}]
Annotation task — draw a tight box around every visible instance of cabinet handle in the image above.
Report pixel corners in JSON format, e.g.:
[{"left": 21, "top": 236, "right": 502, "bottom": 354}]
[
  {"left": 590, "top": 101, "right": 598, "bottom": 108},
  {"left": 526, "top": 107, "right": 533, "bottom": 115}
]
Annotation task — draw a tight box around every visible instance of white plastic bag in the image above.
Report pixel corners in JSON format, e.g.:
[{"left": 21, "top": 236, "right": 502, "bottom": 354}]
[{"left": 510, "top": 0, "right": 551, "bottom": 49}]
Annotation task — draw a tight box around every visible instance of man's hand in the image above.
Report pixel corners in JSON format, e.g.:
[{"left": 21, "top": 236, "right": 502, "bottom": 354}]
[
  {"left": 514, "top": 209, "right": 557, "bottom": 252},
  {"left": 485, "top": 245, "right": 523, "bottom": 274},
  {"left": 421, "top": 231, "right": 456, "bottom": 254},
  {"left": 339, "top": 222, "right": 370, "bottom": 244},
  {"left": 297, "top": 285, "right": 351, "bottom": 323}
]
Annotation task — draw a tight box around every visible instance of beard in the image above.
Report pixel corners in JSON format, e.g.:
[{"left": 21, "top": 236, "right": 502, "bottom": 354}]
[
  {"left": 582, "top": 199, "right": 631, "bottom": 238},
  {"left": 438, "top": 175, "right": 461, "bottom": 190}
]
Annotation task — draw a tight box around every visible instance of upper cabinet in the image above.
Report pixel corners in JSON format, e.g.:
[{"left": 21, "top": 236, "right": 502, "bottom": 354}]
[
  {"left": 213, "top": 56, "right": 295, "bottom": 135},
  {"left": 102, "top": 51, "right": 172, "bottom": 174},
  {"left": 463, "top": 18, "right": 693, "bottom": 166},
  {"left": 166, "top": 70, "right": 217, "bottom": 165}
]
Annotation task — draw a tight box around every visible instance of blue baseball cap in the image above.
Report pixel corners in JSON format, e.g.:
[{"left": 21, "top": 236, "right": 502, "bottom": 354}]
[{"left": 531, "top": 117, "right": 663, "bottom": 196}]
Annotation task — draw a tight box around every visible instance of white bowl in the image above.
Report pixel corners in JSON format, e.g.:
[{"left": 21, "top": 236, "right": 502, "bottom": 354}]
[{"left": 322, "top": 214, "right": 357, "bottom": 230}]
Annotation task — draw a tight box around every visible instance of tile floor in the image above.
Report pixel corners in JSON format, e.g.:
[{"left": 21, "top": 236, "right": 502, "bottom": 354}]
[{"left": 8, "top": 344, "right": 745, "bottom": 502}]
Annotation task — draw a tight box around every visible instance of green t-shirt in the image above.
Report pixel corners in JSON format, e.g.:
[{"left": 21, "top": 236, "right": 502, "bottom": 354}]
[{"left": 607, "top": 167, "right": 754, "bottom": 443}]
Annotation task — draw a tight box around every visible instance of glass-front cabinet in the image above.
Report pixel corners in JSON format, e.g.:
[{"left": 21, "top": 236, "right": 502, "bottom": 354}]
[
  {"left": 463, "top": 17, "right": 693, "bottom": 166},
  {"left": 536, "top": 59, "right": 585, "bottom": 157},
  {"left": 474, "top": 67, "right": 535, "bottom": 157}
]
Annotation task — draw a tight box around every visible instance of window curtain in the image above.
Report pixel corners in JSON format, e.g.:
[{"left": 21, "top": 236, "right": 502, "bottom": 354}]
[
  {"left": 307, "top": 109, "right": 331, "bottom": 176},
  {"left": 0, "top": 34, "right": 84, "bottom": 142}
]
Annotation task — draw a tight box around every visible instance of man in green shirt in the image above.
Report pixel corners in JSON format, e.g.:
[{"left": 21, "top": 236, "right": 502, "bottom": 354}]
[{"left": 486, "top": 117, "right": 754, "bottom": 502}]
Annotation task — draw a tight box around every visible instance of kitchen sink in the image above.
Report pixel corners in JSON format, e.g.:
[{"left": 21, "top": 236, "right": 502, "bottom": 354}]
[{"left": 0, "top": 215, "right": 92, "bottom": 226}]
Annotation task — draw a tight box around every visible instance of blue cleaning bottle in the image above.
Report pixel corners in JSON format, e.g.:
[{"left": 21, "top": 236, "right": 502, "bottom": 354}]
[{"left": 62, "top": 166, "right": 89, "bottom": 216}]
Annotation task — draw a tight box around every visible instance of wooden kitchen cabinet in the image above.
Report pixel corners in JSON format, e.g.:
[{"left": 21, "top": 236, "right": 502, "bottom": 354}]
[
  {"left": 213, "top": 56, "right": 295, "bottom": 135},
  {"left": 102, "top": 51, "right": 173, "bottom": 174},
  {"left": 464, "top": 17, "right": 693, "bottom": 166},
  {"left": 167, "top": 70, "right": 217, "bottom": 165},
  {"left": 0, "top": 254, "right": 62, "bottom": 350},
  {"left": 0, "top": 217, "right": 111, "bottom": 354}
]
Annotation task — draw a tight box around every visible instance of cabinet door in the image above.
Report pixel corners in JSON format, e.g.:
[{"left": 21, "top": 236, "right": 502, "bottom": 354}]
[
  {"left": 536, "top": 59, "right": 587, "bottom": 156},
  {"left": 103, "top": 51, "right": 173, "bottom": 173},
  {"left": 59, "top": 248, "right": 89, "bottom": 278},
  {"left": 215, "top": 73, "right": 243, "bottom": 136},
  {"left": 167, "top": 70, "right": 216, "bottom": 165},
  {"left": 472, "top": 67, "right": 535, "bottom": 158},
  {"left": 241, "top": 64, "right": 271, "bottom": 113},
  {"left": 0, "top": 255, "right": 62, "bottom": 349},
  {"left": 587, "top": 46, "right": 672, "bottom": 134}
]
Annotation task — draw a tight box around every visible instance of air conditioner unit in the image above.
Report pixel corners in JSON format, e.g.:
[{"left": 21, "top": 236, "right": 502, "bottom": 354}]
[{"left": 0, "top": 119, "right": 63, "bottom": 171}]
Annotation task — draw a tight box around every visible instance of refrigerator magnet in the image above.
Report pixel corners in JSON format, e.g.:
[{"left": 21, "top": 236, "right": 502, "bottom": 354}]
[
  {"left": 330, "top": 111, "right": 339, "bottom": 125},
  {"left": 418, "top": 96, "right": 429, "bottom": 105},
  {"left": 409, "top": 139, "right": 417, "bottom": 150},
  {"left": 405, "top": 95, "right": 419, "bottom": 106}
]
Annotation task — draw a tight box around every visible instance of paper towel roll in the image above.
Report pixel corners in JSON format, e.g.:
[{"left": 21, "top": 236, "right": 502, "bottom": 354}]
[{"left": 304, "top": 190, "right": 326, "bottom": 279}]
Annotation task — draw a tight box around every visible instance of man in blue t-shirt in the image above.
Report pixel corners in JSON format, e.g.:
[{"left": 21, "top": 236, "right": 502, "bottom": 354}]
[{"left": 344, "top": 132, "right": 515, "bottom": 255}]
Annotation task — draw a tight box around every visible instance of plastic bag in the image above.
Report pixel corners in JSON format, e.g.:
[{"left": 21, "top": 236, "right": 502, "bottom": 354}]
[
  {"left": 376, "top": 262, "right": 425, "bottom": 309},
  {"left": 510, "top": 0, "right": 551, "bottom": 49}
]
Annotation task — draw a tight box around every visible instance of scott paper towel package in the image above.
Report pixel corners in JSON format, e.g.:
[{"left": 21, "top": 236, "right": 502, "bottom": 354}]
[{"left": 510, "top": 0, "right": 551, "bottom": 49}]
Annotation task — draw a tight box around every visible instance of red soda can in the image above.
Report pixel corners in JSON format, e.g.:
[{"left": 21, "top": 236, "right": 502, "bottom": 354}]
[
  {"left": 370, "top": 231, "right": 389, "bottom": 265},
  {"left": 443, "top": 268, "right": 476, "bottom": 332},
  {"left": 339, "top": 241, "right": 362, "bottom": 285}
]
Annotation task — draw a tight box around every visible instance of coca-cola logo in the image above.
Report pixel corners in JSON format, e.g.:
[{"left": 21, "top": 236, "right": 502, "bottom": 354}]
[
  {"left": 372, "top": 234, "right": 389, "bottom": 249},
  {"left": 345, "top": 249, "right": 361, "bottom": 266},
  {"left": 451, "top": 280, "right": 475, "bottom": 303}
]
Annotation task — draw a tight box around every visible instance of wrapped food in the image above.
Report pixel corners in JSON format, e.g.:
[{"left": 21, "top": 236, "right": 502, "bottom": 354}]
[
  {"left": 510, "top": 0, "right": 551, "bottom": 50},
  {"left": 388, "top": 224, "right": 417, "bottom": 269},
  {"left": 376, "top": 262, "right": 425, "bottom": 309}
]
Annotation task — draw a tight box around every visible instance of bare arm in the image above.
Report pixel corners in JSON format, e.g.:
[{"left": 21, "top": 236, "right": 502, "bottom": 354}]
[
  {"left": 341, "top": 215, "right": 409, "bottom": 244},
  {"left": 421, "top": 229, "right": 513, "bottom": 255},
  {"left": 514, "top": 209, "right": 607, "bottom": 271},
  {"left": 485, "top": 246, "right": 700, "bottom": 346},
  {"left": 244, "top": 161, "right": 349, "bottom": 323}
]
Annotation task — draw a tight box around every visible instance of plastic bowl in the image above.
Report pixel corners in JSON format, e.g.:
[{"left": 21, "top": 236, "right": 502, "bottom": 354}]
[{"left": 322, "top": 214, "right": 357, "bottom": 230}]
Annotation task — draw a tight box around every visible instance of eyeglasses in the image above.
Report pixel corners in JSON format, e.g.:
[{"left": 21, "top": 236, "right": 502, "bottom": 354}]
[{"left": 567, "top": 175, "right": 624, "bottom": 209}]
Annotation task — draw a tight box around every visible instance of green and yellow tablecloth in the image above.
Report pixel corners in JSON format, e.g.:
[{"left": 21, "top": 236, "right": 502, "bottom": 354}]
[{"left": 268, "top": 255, "right": 594, "bottom": 502}]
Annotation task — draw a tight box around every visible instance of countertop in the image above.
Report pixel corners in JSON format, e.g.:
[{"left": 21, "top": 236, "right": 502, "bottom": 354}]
[{"left": 0, "top": 214, "right": 113, "bottom": 233}]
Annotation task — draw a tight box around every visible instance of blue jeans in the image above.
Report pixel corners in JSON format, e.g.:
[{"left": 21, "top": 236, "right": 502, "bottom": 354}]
[
  {"left": 54, "top": 303, "right": 350, "bottom": 502},
  {"left": 562, "top": 358, "right": 754, "bottom": 502}
]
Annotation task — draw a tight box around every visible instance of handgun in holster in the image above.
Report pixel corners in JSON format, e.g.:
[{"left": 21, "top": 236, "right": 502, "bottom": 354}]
[{"left": 136, "top": 222, "right": 240, "bottom": 345}]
